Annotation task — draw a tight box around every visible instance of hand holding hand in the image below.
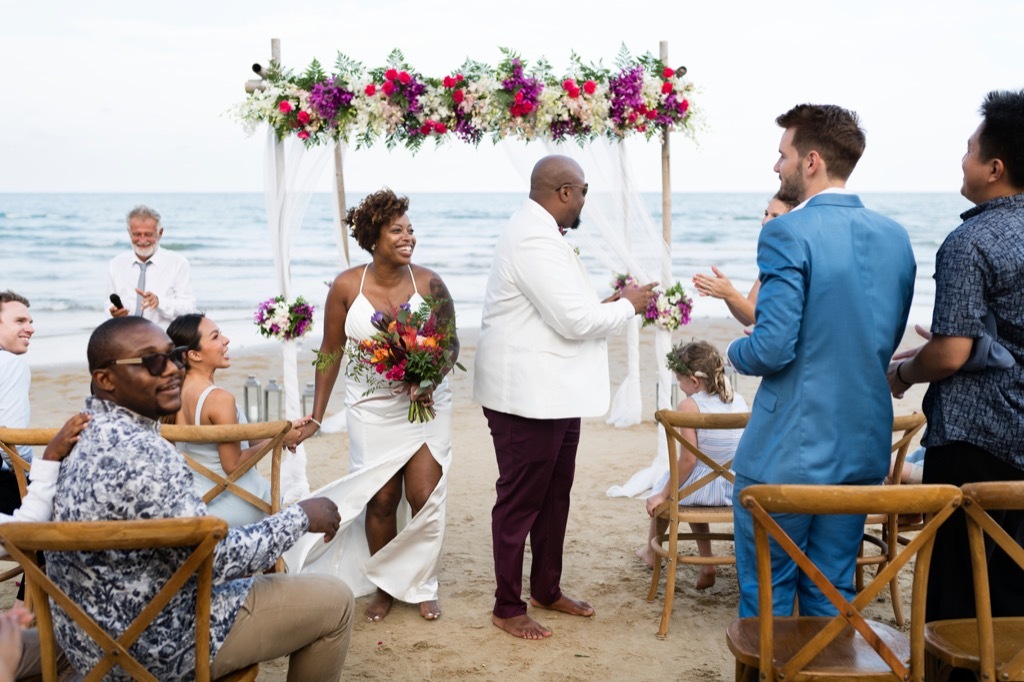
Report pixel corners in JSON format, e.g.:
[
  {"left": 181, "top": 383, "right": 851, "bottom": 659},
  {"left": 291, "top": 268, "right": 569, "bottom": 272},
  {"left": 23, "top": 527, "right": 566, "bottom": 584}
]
[
  {"left": 298, "top": 497, "right": 341, "bottom": 542},
  {"left": 283, "top": 418, "right": 310, "bottom": 451},
  {"left": 620, "top": 282, "right": 658, "bottom": 314},
  {"left": 43, "top": 412, "right": 92, "bottom": 462}
]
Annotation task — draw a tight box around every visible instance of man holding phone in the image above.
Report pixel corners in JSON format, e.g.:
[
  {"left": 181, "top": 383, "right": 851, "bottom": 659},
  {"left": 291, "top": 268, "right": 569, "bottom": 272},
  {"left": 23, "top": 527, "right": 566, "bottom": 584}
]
[{"left": 107, "top": 205, "right": 196, "bottom": 326}]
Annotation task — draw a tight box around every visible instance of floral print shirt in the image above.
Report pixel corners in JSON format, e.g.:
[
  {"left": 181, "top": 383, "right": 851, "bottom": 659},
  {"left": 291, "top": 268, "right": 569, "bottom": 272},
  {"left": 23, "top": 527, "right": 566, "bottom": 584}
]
[{"left": 48, "top": 397, "right": 309, "bottom": 680}]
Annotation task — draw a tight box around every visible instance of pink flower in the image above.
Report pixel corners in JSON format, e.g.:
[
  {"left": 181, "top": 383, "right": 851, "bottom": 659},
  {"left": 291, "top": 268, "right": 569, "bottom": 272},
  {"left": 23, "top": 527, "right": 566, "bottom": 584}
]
[
  {"left": 514, "top": 90, "right": 524, "bottom": 103},
  {"left": 278, "top": 100, "right": 292, "bottom": 113},
  {"left": 568, "top": 87, "right": 580, "bottom": 99},
  {"left": 385, "top": 68, "right": 398, "bottom": 81},
  {"left": 645, "top": 109, "right": 657, "bottom": 120},
  {"left": 296, "top": 110, "right": 310, "bottom": 124},
  {"left": 661, "top": 81, "right": 673, "bottom": 94},
  {"left": 562, "top": 78, "right": 576, "bottom": 91},
  {"left": 521, "top": 101, "right": 534, "bottom": 114},
  {"left": 583, "top": 80, "right": 597, "bottom": 95},
  {"left": 680, "top": 99, "right": 690, "bottom": 115},
  {"left": 452, "top": 89, "right": 464, "bottom": 104},
  {"left": 434, "top": 122, "right": 447, "bottom": 134},
  {"left": 364, "top": 83, "right": 377, "bottom": 96},
  {"left": 627, "top": 111, "right": 638, "bottom": 123},
  {"left": 420, "top": 121, "right": 433, "bottom": 135},
  {"left": 456, "top": 73, "right": 464, "bottom": 82},
  {"left": 637, "top": 123, "right": 647, "bottom": 132},
  {"left": 443, "top": 75, "right": 456, "bottom": 88},
  {"left": 297, "top": 130, "right": 310, "bottom": 140},
  {"left": 381, "top": 81, "right": 395, "bottom": 96},
  {"left": 662, "top": 67, "right": 675, "bottom": 78},
  {"left": 397, "top": 71, "right": 411, "bottom": 84}
]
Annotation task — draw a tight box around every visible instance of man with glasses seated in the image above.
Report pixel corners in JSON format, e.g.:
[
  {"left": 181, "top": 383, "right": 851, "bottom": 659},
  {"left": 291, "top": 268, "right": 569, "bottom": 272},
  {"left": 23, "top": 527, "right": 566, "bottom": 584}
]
[{"left": 47, "top": 316, "right": 355, "bottom": 680}]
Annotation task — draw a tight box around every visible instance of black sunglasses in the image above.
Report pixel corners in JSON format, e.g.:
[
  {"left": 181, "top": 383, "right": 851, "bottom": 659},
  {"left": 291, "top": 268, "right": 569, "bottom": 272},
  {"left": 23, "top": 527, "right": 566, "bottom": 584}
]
[
  {"left": 560, "top": 182, "right": 589, "bottom": 197},
  {"left": 102, "top": 346, "right": 188, "bottom": 376}
]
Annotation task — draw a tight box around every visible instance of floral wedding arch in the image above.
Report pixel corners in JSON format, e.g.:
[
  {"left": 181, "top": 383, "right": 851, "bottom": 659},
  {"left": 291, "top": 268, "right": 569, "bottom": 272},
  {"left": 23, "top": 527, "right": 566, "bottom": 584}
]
[{"left": 234, "top": 40, "right": 699, "bottom": 499}]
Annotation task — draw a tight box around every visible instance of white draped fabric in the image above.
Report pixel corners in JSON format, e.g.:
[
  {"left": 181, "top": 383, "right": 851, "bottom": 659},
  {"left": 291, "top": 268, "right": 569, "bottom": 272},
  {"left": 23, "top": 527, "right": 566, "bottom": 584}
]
[{"left": 262, "top": 126, "right": 333, "bottom": 500}]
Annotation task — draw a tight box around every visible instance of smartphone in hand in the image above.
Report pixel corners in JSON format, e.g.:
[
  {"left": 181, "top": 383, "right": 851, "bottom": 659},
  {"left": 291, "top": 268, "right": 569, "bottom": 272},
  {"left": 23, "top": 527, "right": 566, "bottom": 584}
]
[{"left": 109, "top": 294, "right": 124, "bottom": 310}]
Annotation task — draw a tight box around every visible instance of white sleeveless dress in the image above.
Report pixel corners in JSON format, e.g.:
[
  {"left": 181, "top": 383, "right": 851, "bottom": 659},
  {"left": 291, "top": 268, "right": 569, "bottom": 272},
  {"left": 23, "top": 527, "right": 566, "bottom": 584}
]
[
  {"left": 283, "top": 265, "right": 453, "bottom": 602},
  {"left": 178, "top": 385, "right": 272, "bottom": 527},
  {"left": 649, "top": 390, "right": 748, "bottom": 506}
]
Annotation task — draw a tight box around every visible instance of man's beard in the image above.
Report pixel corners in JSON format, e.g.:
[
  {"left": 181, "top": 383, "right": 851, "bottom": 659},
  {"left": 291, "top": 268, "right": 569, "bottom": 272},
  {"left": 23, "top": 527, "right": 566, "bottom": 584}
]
[
  {"left": 134, "top": 245, "right": 157, "bottom": 260},
  {"left": 568, "top": 215, "right": 582, "bottom": 230},
  {"left": 777, "top": 173, "right": 804, "bottom": 204}
]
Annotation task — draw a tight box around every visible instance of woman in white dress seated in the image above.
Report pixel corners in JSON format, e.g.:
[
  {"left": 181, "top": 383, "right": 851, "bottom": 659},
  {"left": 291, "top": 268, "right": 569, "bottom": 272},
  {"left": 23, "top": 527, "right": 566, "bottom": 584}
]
[
  {"left": 636, "top": 340, "right": 747, "bottom": 589},
  {"left": 167, "top": 313, "right": 306, "bottom": 527},
  {"left": 291, "top": 188, "right": 459, "bottom": 622}
]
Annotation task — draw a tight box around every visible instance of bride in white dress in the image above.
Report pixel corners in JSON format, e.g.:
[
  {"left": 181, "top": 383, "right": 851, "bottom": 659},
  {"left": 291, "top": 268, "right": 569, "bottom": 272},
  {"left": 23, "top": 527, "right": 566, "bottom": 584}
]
[{"left": 289, "top": 189, "right": 458, "bottom": 622}]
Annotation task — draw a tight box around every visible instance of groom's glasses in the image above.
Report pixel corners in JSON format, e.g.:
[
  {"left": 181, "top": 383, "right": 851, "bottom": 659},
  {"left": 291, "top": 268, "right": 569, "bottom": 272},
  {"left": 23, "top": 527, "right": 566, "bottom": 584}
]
[
  {"left": 102, "top": 346, "right": 188, "bottom": 376},
  {"left": 560, "top": 182, "right": 589, "bottom": 197}
]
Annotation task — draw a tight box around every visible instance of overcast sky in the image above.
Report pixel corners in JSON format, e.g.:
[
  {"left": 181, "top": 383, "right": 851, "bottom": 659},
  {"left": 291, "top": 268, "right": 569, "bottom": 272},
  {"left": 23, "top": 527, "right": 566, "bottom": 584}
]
[{"left": 2, "top": 1, "right": 1020, "bottom": 194}]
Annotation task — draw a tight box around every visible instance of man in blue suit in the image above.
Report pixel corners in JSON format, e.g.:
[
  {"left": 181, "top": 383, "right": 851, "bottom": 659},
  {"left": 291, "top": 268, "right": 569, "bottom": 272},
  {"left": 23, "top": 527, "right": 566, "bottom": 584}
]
[{"left": 729, "top": 104, "right": 916, "bottom": 617}]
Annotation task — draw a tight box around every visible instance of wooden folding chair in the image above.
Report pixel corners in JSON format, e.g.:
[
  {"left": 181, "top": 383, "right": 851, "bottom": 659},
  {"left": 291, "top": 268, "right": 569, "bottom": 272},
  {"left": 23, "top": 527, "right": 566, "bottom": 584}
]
[
  {"left": 857, "top": 412, "right": 927, "bottom": 627},
  {"left": 726, "top": 483, "right": 962, "bottom": 682},
  {"left": 647, "top": 409, "right": 749, "bottom": 638},
  {"left": 0, "top": 517, "right": 258, "bottom": 682},
  {"left": 925, "top": 481, "right": 1024, "bottom": 681},
  {"left": 0, "top": 426, "right": 59, "bottom": 610}
]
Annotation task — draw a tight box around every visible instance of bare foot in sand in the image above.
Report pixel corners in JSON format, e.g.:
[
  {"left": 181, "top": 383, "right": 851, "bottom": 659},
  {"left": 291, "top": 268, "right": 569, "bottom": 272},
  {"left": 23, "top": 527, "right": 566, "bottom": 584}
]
[
  {"left": 365, "top": 589, "right": 393, "bottom": 622},
  {"left": 634, "top": 546, "right": 656, "bottom": 569},
  {"left": 529, "top": 595, "right": 595, "bottom": 617},
  {"left": 419, "top": 600, "right": 441, "bottom": 620},
  {"left": 695, "top": 566, "right": 716, "bottom": 590},
  {"left": 492, "top": 613, "right": 552, "bottom": 639}
]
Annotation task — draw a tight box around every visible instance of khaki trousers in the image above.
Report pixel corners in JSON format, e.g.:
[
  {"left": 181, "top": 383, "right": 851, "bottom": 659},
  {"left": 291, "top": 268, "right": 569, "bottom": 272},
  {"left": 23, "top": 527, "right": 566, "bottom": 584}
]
[{"left": 212, "top": 573, "right": 354, "bottom": 682}]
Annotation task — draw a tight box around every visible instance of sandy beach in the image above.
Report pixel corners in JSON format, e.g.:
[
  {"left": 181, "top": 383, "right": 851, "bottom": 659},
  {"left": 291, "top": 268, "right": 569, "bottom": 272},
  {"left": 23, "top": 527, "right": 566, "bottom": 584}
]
[{"left": 4, "top": 317, "right": 929, "bottom": 681}]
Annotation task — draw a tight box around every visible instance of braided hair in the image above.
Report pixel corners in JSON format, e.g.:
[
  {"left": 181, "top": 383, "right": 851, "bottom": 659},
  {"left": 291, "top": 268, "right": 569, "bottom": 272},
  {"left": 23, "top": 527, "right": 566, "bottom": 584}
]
[{"left": 665, "top": 339, "right": 733, "bottom": 403}]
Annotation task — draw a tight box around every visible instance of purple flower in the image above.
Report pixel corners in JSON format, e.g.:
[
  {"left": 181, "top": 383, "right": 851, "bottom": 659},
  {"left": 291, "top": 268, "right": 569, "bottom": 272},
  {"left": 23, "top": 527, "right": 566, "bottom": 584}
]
[{"left": 309, "top": 79, "right": 354, "bottom": 123}]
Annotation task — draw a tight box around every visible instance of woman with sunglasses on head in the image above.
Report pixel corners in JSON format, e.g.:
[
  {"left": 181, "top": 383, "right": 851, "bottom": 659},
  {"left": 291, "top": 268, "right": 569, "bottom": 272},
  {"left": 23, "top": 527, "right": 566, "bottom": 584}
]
[{"left": 166, "top": 313, "right": 306, "bottom": 527}]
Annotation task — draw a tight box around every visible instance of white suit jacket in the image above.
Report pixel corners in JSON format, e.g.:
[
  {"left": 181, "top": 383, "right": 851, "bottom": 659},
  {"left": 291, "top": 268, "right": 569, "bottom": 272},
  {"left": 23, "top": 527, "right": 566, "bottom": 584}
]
[{"left": 474, "top": 199, "right": 635, "bottom": 419}]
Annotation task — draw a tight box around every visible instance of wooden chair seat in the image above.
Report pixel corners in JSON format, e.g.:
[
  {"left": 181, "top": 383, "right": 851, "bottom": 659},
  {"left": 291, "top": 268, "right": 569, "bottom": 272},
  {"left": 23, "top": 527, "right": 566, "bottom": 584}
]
[
  {"left": 728, "top": 617, "right": 910, "bottom": 679},
  {"left": 925, "top": 618, "right": 1024, "bottom": 672}
]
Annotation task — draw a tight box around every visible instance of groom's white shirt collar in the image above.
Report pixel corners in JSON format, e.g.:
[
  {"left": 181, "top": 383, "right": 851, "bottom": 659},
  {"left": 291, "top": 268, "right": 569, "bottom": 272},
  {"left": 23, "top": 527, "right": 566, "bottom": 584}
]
[{"left": 793, "top": 186, "right": 852, "bottom": 211}]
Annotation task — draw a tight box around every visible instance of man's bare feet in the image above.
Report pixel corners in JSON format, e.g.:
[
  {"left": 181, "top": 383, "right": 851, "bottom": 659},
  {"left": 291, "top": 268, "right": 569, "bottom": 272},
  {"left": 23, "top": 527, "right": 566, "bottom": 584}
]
[
  {"left": 419, "top": 600, "right": 441, "bottom": 620},
  {"left": 695, "top": 566, "right": 717, "bottom": 590},
  {"left": 365, "top": 589, "right": 393, "bottom": 622},
  {"left": 634, "top": 546, "right": 656, "bottom": 569},
  {"left": 529, "top": 594, "right": 594, "bottom": 617},
  {"left": 492, "top": 613, "right": 552, "bottom": 640}
]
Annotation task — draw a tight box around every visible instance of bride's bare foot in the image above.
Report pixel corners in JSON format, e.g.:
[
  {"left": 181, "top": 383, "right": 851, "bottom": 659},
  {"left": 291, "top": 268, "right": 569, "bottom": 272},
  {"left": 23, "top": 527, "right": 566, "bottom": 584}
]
[
  {"left": 365, "top": 589, "right": 393, "bottom": 622},
  {"left": 529, "top": 594, "right": 594, "bottom": 617},
  {"left": 695, "top": 566, "right": 717, "bottom": 590},
  {"left": 419, "top": 600, "right": 441, "bottom": 620},
  {"left": 634, "top": 546, "right": 656, "bottom": 569},
  {"left": 492, "top": 613, "right": 552, "bottom": 639}
]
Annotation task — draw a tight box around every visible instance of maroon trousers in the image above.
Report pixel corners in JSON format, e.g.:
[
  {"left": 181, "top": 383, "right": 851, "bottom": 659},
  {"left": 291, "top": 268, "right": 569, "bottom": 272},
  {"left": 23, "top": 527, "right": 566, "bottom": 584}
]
[{"left": 484, "top": 407, "right": 580, "bottom": 619}]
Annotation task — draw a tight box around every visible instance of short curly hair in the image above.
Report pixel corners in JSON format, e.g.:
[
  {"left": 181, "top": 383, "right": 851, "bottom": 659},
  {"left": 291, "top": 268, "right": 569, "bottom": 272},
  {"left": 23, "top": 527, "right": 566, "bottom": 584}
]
[{"left": 345, "top": 188, "right": 410, "bottom": 254}]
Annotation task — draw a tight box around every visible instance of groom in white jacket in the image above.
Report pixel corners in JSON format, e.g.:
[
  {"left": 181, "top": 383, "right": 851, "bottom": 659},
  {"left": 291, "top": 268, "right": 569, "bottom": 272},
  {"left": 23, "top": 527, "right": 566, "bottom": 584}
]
[{"left": 475, "top": 155, "right": 655, "bottom": 639}]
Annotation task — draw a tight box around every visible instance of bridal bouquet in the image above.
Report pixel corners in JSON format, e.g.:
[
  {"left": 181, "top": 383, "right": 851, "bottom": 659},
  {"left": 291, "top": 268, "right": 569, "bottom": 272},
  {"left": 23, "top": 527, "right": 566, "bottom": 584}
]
[
  {"left": 345, "top": 298, "right": 464, "bottom": 423},
  {"left": 611, "top": 274, "right": 693, "bottom": 331},
  {"left": 254, "top": 295, "right": 315, "bottom": 341}
]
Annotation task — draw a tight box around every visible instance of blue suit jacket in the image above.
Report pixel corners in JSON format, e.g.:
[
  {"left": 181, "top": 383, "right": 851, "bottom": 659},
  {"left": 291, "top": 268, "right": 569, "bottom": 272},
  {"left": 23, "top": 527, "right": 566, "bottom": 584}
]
[{"left": 728, "top": 192, "right": 916, "bottom": 484}]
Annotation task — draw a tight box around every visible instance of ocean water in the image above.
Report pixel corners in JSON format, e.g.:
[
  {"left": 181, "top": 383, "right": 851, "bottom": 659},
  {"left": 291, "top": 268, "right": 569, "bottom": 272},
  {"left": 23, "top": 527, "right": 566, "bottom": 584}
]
[{"left": 0, "top": 192, "right": 972, "bottom": 367}]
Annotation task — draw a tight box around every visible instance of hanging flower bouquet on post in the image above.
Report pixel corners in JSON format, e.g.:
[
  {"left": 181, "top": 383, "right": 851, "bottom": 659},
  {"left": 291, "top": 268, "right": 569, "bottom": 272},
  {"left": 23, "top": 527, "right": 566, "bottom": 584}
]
[
  {"left": 254, "top": 295, "right": 316, "bottom": 341},
  {"left": 345, "top": 298, "right": 464, "bottom": 423},
  {"left": 611, "top": 274, "right": 693, "bottom": 331}
]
